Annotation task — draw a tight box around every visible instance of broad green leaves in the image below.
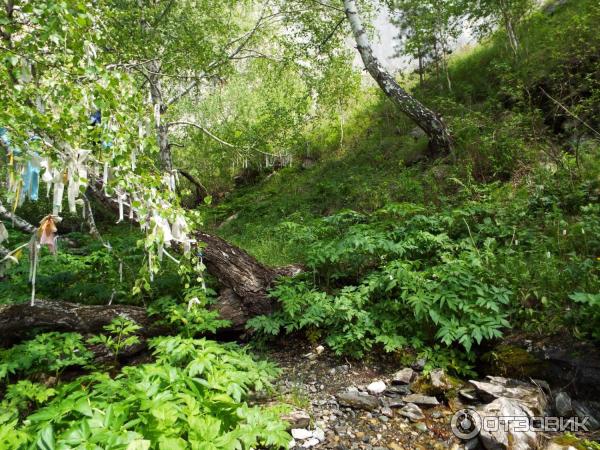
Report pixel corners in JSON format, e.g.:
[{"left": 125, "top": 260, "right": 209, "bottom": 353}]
[{"left": 1, "top": 337, "right": 288, "bottom": 449}]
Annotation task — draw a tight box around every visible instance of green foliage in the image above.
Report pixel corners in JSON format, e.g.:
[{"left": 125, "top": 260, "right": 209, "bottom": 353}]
[
  {"left": 249, "top": 206, "right": 513, "bottom": 366},
  {"left": 569, "top": 292, "right": 600, "bottom": 340},
  {"left": 0, "top": 332, "right": 93, "bottom": 381},
  {"left": 148, "top": 288, "right": 231, "bottom": 337},
  {"left": 0, "top": 337, "right": 289, "bottom": 449},
  {"left": 0, "top": 227, "right": 187, "bottom": 306},
  {"left": 1, "top": 381, "right": 57, "bottom": 422},
  {"left": 87, "top": 318, "right": 142, "bottom": 364},
  {"left": 248, "top": 157, "right": 599, "bottom": 368}
]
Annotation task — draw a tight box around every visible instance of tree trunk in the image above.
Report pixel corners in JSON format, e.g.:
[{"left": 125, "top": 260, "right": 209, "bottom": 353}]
[
  {"left": 193, "top": 231, "right": 279, "bottom": 328},
  {"left": 177, "top": 169, "right": 209, "bottom": 206},
  {"left": 343, "top": 0, "right": 452, "bottom": 152},
  {"left": 0, "top": 300, "right": 150, "bottom": 341}
]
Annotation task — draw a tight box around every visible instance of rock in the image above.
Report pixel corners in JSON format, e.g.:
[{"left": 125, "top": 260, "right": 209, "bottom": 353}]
[
  {"left": 381, "top": 406, "right": 394, "bottom": 418},
  {"left": 459, "top": 389, "right": 478, "bottom": 402},
  {"left": 384, "top": 385, "right": 411, "bottom": 397},
  {"left": 291, "top": 429, "right": 313, "bottom": 440},
  {"left": 282, "top": 409, "right": 311, "bottom": 429},
  {"left": 477, "top": 397, "right": 538, "bottom": 450},
  {"left": 429, "top": 368, "right": 453, "bottom": 391},
  {"left": 572, "top": 401, "right": 600, "bottom": 430},
  {"left": 384, "top": 398, "right": 406, "bottom": 408},
  {"left": 469, "top": 376, "right": 546, "bottom": 415},
  {"left": 503, "top": 338, "right": 600, "bottom": 400},
  {"left": 401, "top": 394, "right": 439, "bottom": 406},
  {"left": 379, "top": 415, "right": 389, "bottom": 423},
  {"left": 532, "top": 379, "right": 551, "bottom": 395},
  {"left": 336, "top": 392, "right": 380, "bottom": 411},
  {"left": 464, "top": 438, "right": 479, "bottom": 450},
  {"left": 315, "top": 345, "right": 325, "bottom": 355},
  {"left": 367, "top": 380, "right": 387, "bottom": 395},
  {"left": 313, "top": 428, "right": 325, "bottom": 442},
  {"left": 303, "top": 438, "right": 320, "bottom": 448},
  {"left": 398, "top": 403, "right": 425, "bottom": 421},
  {"left": 555, "top": 391, "right": 573, "bottom": 417},
  {"left": 288, "top": 439, "right": 296, "bottom": 449},
  {"left": 392, "top": 368, "right": 416, "bottom": 385},
  {"left": 412, "top": 358, "right": 426, "bottom": 371}
]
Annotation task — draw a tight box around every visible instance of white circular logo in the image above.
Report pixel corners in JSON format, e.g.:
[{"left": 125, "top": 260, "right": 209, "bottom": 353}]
[{"left": 451, "top": 408, "right": 482, "bottom": 440}]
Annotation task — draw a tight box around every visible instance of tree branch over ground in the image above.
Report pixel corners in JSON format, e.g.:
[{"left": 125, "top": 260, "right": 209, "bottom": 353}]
[
  {"left": 86, "top": 181, "right": 302, "bottom": 330},
  {"left": 0, "top": 200, "right": 37, "bottom": 234},
  {"left": 168, "top": 121, "right": 234, "bottom": 147}
]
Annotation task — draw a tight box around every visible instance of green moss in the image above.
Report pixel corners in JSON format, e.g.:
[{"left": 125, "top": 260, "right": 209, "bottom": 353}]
[
  {"left": 481, "top": 345, "right": 547, "bottom": 379},
  {"left": 553, "top": 434, "right": 600, "bottom": 450},
  {"left": 411, "top": 372, "right": 463, "bottom": 399}
]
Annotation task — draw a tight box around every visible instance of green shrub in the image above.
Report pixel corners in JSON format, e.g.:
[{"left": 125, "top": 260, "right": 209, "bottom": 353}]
[
  {"left": 0, "top": 332, "right": 93, "bottom": 381},
  {"left": 1, "top": 337, "right": 289, "bottom": 449}
]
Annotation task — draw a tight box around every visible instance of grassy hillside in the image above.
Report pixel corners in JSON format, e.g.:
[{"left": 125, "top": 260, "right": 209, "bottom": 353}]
[
  {"left": 203, "top": 0, "right": 600, "bottom": 358},
  {"left": 206, "top": 0, "right": 599, "bottom": 263}
]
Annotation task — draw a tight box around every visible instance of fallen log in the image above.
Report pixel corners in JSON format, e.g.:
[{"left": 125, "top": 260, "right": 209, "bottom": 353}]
[
  {"left": 0, "top": 300, "right": 150, "bottom": 341},
  {"left": 88, "top": 183, "right": 295, "bottom": 329}
]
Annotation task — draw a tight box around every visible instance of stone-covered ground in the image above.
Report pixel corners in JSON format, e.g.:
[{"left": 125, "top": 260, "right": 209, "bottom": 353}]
[{"left": 256, "top": 340, "right": 599, "bottom": 450}]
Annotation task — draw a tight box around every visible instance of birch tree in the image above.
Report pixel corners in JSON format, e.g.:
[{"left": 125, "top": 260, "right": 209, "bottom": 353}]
[{"left": 343, "top": 0, "right": 453, "bottom": 151}]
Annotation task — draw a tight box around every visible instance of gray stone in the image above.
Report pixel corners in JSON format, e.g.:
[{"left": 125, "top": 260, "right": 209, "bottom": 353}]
[
  {"left": 385, "top": 385, "right": 411, "bottom": 397},
  {"left": 282, "top": 410, "right": 311, "bottom": 429},
  {"left": 392, "top": 368, "right": 416, "bottom": 385},
  {"left": 336, "top": 392, "right": 380, "bottom": 411},
  {"left": 302, "top": 438, "right": 320, "bottom": 448},
  {"left": 555, "top": 391, "right": 573, "bottom": 417},
  {"left": 532, "top": 379, "right": 551, "bottom": 395},
  {"left": 464, "top": 438, "right": 479, "bottom": 450},
  {"left": 384, "top": 398, "right": 406, "bottom": 408},
  {"left": 381, "top": 406, "right": 394, "bottom": 418},
  {"left": 398, "top": 403, "right": 424, "bottom": 422},
  {"left": 429, "top": 368, "right": 452, "bottom": 391},
  {"left": 477, "top": 397, "right": 538, "bottom": 450},
  {"left": 469, "top": 376, "right": 546, "bottom": 416},
  {"left": 401, "top": 394, "right": 440, "bottom": 406},
  {"left": 459, "top": 389, "right": 478, "bottom": 402},
  {"left": 572, "top": 401, "right": 600, "bottom": 431},
  {"left": 379, "top": 415, "right": 389, "bottom": 423}
]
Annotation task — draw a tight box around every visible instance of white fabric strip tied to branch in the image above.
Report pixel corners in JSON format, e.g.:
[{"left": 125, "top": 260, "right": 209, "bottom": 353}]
[
  {"left": 0, "top": 222, "right": 8, "bottom": 244},
  {"left": 41, "top": 158, "right": 53, "bottom": 197},
  {"left": 65, "top": 148, "right": 90, "bottom": 214},
  {"left": 52, "top": 173, "right": 64, "bottom": 216},
  {"left": 116, "top": 192, "right": 126, "bottom": 223}
]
